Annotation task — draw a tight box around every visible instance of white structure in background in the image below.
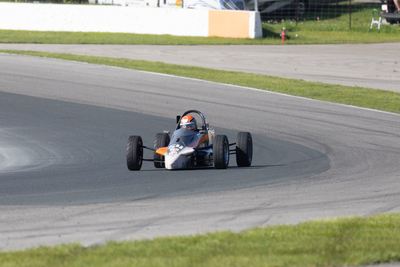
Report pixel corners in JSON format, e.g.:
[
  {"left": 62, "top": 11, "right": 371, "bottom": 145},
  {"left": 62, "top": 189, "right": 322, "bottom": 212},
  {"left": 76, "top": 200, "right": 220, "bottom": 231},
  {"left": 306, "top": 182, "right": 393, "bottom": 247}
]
[
  {"left": 98, "top": 0, "right": 247, "bottom": 10},
  {"left": 97, "top": 0, "right": 159, "bottom": 7},
  {"left": 185, "top": 0, "right": 248, "bottom": 10},
  {"left": 0, "top": 2, "right": 262, "bottom": 38}
]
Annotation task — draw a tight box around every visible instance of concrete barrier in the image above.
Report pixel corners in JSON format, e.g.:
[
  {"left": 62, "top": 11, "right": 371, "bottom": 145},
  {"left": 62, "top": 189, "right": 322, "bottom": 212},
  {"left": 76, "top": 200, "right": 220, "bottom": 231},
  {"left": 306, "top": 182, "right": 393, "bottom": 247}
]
[{"left": 0, "top": 3, "right": 262, "bottom": 38}]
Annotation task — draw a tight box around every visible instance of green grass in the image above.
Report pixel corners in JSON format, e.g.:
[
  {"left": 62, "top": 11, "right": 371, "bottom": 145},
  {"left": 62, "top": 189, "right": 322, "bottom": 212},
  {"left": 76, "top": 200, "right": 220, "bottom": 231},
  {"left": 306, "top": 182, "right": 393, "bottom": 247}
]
[
  {"left": 1, "top": 26, "right": 399, "bottom": 45},
  {"left": 1, "top": 213, "right": 400, "bottom": 267},
  {"left": 1, "top": 49, "right": 400, "bottom": 114}
]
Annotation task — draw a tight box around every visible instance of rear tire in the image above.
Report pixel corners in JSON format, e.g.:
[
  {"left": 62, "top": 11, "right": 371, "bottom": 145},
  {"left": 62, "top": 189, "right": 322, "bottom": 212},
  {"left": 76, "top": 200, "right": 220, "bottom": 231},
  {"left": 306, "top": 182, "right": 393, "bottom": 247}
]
[
  {"left": 154, "top": 133, "right": 170, "bottom": 168},
  {"left": 236, "top": 132, "right": 253, "bottom": 167},
  {"left": 126, "top": 136, "right": 143, "bottom": 171},
  {"left": 214, "top": 135, "right": 229, "bottom": 169}
]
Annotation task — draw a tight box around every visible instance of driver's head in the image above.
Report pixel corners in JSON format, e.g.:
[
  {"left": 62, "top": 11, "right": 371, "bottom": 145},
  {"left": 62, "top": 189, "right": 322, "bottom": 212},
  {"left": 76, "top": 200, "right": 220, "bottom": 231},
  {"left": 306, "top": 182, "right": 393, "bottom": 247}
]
[{"left": 180, "top": 115, "right": 197, "bottom": 131}]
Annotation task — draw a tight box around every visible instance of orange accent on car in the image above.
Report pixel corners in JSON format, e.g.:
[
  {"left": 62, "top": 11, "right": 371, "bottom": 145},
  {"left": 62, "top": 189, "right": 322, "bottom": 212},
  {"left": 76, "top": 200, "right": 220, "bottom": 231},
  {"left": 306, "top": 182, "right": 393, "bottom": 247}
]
[
  {"left": 188, "top": 134, "right": 210, "bottom": 148},
  {"left": 156, "top": 147, "right": 168, "bottom": 156}
]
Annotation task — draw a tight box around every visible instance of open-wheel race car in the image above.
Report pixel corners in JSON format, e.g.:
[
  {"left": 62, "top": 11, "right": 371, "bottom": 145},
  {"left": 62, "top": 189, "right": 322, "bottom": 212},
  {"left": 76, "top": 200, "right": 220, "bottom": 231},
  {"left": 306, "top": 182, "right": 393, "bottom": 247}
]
[{"left": 126, "top": 110, "right": 253, "bottom": 171}]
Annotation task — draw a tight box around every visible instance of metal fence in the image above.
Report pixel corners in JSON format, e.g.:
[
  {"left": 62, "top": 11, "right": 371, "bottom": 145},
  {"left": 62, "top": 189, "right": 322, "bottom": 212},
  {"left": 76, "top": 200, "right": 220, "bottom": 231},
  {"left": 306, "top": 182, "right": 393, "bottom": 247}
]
[{"left": 251, "top": 0, "right": 398, "bottom": 25}]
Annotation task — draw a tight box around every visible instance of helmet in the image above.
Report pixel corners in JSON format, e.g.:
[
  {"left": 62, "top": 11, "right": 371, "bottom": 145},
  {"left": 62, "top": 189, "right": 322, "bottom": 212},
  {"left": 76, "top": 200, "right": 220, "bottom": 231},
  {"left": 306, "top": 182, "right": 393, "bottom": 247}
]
[{"left": 180, "top": 115, "right": 197, "bottom": 131}]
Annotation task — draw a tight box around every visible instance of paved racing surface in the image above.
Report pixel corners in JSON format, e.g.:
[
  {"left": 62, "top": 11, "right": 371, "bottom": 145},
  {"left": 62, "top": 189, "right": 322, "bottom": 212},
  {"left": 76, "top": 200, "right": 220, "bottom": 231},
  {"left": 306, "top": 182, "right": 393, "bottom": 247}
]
[
  {"left": 0, "top": 91, "right": 327, "bottom": 206},
  {"left": 1, "top": 43, "right": 399, "bottom": 92},
  {"left": 1, "top": 49, "right": 400, "bottom": 252}
]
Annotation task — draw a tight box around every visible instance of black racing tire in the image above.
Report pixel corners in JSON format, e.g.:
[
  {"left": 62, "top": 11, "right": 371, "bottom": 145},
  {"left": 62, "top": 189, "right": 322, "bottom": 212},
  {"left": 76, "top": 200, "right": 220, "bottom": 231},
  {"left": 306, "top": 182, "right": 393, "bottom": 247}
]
[
  {"left": 214, "top": 135, "right": 229, "bottom": 169},
  {"left": 153, "top": 133, "right": 170, "bottom": 168},
  {"left": 126, "top": 135, "right": 143, "bottom": 171},
  {"left": 236, "top": 132, "right": 253, "bottom": 167}
]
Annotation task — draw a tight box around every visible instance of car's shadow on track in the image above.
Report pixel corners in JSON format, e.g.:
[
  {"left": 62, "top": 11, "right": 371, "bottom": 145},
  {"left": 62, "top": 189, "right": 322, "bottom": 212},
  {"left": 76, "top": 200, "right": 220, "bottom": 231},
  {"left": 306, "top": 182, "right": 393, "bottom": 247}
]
[{"left": 135, "top": 164, "right": 280, "bottom": 172}]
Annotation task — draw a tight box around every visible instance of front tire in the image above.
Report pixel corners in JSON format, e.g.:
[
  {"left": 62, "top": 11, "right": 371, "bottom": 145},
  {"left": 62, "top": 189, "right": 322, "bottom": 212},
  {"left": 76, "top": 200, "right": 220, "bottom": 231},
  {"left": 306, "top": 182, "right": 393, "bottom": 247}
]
[
  {"left": 126, "top": 135, "right": 143, "bottom": 171},
  {"left": 236, "top": 132, "right": 253, "bottom": 167},
  {"left": 154, "top": 133, "right": 170, "bottom": 168},
  {"left": 214, "top": 135, "right": 229, "bottom": 169}
]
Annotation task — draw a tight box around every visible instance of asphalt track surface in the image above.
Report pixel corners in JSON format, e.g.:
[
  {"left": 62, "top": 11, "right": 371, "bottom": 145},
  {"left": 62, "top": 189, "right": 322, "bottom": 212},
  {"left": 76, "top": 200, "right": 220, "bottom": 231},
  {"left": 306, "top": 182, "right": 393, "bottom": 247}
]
[
  {"left": 1, "top": 45, "right": 400, "bottom": 255},
  {"left": 0, "top": 43, "right": 399, "bottom": 92}
]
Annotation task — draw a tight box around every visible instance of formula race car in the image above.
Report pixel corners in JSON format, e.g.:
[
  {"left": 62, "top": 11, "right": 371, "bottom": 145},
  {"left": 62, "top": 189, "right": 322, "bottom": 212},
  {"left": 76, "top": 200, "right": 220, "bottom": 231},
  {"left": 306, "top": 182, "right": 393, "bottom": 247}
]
[{"left": 126, "top": 110, "right": 253, "bottom": 170}]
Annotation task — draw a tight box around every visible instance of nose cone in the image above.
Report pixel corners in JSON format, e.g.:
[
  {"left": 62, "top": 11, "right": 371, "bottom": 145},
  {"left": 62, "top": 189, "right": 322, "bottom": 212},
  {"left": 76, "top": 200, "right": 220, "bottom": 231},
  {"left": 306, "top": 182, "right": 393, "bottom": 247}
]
[{"left": 164, "top": 148, "right": 194, "bottom": 170}]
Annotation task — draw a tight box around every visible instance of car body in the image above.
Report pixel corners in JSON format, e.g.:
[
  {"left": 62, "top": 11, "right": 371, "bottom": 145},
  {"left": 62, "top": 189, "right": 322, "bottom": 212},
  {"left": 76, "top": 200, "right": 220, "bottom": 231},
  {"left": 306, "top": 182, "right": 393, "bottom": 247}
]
[{"left": 126, "top": 110, "right": 253, "bottom": 171}]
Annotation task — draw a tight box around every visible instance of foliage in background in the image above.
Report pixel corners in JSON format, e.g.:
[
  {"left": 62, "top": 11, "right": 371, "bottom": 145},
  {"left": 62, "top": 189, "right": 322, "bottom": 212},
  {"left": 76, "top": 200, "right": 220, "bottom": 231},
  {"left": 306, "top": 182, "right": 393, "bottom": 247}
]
[{"left": 275, "top": 2, "right": 399, "bottom": 33}]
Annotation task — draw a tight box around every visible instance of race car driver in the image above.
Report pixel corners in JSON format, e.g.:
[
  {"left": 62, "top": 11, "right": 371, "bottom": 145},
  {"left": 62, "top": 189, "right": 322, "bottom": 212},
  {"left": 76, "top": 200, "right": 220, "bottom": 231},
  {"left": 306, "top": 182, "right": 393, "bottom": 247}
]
[{"left": 180, "top": 115, "right": 197, "bottom": 131}]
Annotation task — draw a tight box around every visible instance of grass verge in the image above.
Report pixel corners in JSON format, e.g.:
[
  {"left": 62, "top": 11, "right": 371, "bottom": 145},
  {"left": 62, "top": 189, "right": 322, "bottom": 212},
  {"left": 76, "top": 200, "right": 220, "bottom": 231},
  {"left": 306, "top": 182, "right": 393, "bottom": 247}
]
[
  {"left": 1, "top": 213, "right": 400, "bottom": 267},
  {"left": 1, "top": 25, "right": 399, "bottom": 45},
  {"left": 1, "top": 49, "right": 400, "bottom": 114}
]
